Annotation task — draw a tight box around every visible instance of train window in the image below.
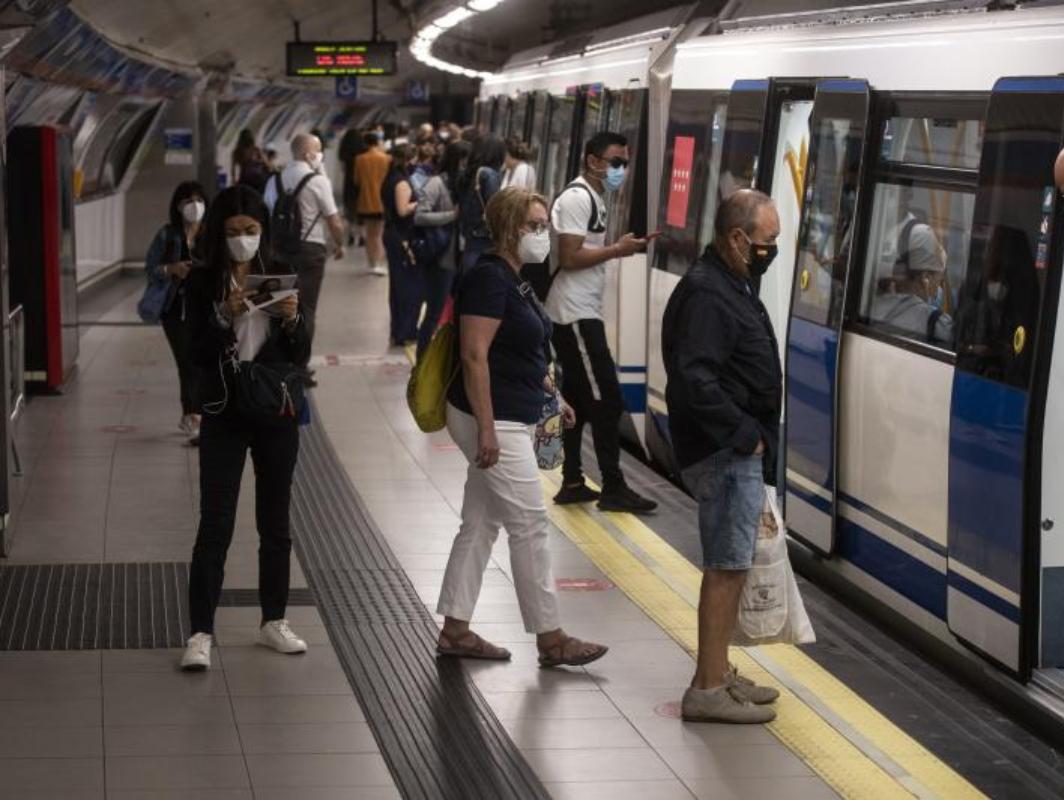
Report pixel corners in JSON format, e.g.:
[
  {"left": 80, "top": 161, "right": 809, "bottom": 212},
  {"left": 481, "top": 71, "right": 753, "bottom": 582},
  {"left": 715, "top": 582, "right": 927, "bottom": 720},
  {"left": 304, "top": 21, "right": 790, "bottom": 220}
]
[
  {"left": 606, "top": 89, "right": 647, "bottom": 242},
  {"left": 856, "top": 183, "right": 975, "bottom": 350},
  {"left": 528, "top": 92, "right": 548, "bottom": 187},
  {"left": 881, "top": 116, "right": 983, "bottom": 170},
  {"left": 653, "top": 91, "right": 727, "bottom": 276},
  {"left": 543, "top": 94, "right": 576, "bottom": 201},
  {"left": 791, "top": 117, "right": 863, "bottom": 327},
  {"left": 954, "top": 89, "right": 1064, "bottom": 387}
]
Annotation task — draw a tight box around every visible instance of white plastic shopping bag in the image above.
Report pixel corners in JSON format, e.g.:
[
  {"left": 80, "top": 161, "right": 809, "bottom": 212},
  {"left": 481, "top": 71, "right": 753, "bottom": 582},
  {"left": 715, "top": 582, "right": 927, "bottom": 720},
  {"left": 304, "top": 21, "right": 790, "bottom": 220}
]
[{"left": 732, "top": 488, "right": 816, "bottom": 646}]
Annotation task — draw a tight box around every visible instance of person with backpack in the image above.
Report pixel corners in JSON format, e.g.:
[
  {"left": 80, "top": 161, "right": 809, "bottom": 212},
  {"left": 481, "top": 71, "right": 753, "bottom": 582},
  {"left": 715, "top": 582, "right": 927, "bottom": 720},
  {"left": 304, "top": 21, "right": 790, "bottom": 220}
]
[
  {"left": 457, "top": 134, "right": 505, "bottom": 278},
  {"left": 263, "top": 133, "right": 345, "bottom": 386},
  {"left": 141, "top": 181, "right": 208, "bottom": 445},
  {"left": 546, "top": 131, "right": 658, "bottom": 514}
]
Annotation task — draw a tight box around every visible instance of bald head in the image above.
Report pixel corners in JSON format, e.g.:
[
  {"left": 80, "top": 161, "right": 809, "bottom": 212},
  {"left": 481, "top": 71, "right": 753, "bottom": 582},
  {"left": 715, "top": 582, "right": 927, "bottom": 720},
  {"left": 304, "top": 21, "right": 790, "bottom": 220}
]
[
  {"left": 714, "top": 189, "right": 780, "bottom": 277},
  {"left": 291, "top": 133, "right": 321, "bottom": 160}
]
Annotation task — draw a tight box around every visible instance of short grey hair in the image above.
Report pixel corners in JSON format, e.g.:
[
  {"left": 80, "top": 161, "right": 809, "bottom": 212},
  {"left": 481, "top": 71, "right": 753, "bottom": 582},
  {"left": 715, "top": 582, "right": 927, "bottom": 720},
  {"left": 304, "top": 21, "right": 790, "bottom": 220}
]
[{"left": 714, "top": 188, "right": 774, "bottom": 238}]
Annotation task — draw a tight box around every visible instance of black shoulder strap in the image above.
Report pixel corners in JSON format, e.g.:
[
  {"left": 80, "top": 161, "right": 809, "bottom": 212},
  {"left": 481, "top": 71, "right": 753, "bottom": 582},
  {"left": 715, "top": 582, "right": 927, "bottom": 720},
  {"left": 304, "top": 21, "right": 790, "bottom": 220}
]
[
  {"left": 551, "top": 180, "right": 603, "bottom": 235},
  {"left": 290, "top": 171, "right": 317, "bottom": 198}
]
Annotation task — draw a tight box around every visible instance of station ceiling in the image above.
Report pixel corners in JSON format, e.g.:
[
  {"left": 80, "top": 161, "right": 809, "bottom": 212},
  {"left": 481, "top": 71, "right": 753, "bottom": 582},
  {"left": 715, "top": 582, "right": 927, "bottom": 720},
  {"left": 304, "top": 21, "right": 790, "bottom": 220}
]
[{"left": 68, "top": 0, "right": 691, "bottom": 86}]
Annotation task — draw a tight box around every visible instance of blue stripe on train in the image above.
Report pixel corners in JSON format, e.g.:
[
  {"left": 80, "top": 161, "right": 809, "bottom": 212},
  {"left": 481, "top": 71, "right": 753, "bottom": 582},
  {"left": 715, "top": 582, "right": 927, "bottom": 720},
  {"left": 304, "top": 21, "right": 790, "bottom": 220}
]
[{"left": 620, "top": 383, "right": 646, "bottom": 414}]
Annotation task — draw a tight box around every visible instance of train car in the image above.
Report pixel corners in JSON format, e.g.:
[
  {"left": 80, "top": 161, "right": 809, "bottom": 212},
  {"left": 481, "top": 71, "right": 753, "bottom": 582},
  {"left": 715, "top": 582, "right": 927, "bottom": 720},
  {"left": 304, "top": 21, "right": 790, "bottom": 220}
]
[
  {"left": 645, "top": 5, "right": 1064, "bottom": 699},
  {"left": 479, "top": 7, "right": 690, "bottom": 445}
]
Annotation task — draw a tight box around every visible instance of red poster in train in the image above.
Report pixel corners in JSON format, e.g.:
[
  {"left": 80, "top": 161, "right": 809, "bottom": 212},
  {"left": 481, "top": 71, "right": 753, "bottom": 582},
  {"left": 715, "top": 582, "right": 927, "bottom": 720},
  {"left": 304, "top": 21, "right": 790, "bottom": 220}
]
[{"left": 666, "top": 135, "right": 695, "bottom": 228}]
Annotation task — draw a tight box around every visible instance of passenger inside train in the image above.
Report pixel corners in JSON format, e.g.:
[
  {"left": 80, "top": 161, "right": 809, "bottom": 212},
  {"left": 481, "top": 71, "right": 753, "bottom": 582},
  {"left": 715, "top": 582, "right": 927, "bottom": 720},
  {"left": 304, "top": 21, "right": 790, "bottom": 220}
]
[{"left": 1, "top": 1, "right": 1064, "bottom": 798}]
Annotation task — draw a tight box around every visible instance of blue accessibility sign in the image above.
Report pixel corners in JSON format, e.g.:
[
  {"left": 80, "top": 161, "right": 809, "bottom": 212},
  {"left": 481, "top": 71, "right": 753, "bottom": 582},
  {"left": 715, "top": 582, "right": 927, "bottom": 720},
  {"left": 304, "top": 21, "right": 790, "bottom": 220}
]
[{"left": 335, "top": 76, "right": 359, "bottom": 101}]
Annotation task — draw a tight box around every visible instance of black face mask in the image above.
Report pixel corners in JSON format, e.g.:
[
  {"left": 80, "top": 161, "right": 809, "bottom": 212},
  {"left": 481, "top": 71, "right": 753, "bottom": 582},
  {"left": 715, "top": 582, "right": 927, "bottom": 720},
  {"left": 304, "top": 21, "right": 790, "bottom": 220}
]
[{"left": 742, "top": 234, "right": 778, "bottom": 277}]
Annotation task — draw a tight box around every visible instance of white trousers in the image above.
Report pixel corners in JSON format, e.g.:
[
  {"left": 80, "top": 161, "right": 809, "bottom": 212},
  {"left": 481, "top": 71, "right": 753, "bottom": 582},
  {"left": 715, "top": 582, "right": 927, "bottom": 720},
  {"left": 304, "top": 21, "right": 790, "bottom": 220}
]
[{"left": 437, "top": 404, "right": 560, "bottom": 634}]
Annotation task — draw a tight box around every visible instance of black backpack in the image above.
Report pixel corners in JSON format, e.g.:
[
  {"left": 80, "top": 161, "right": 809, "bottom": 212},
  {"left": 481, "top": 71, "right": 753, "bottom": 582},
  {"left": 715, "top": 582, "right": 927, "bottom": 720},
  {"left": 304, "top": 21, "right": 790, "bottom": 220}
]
[
  {"left": 522, "top": 181, "right": 604, "bottom": 302},
  {"left": 270, "top": 172, "right": 320, "bottom": 260}
]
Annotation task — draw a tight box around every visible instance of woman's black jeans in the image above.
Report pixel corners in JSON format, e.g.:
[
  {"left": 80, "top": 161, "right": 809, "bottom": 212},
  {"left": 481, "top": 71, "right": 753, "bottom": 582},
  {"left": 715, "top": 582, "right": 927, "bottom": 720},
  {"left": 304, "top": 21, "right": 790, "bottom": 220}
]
[
  {"left": 188, "top": 410, "right": 300, "bottom": 635},
  {"left": 161, "top": 304, "right": 198, "bottom": 415}
]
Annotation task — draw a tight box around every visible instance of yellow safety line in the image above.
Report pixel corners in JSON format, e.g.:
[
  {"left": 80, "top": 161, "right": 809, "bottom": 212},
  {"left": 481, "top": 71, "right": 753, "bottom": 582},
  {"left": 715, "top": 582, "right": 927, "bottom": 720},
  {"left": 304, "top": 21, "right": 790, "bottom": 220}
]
[{"left": 541, "top": 470, "right": 985, "bottom": 800}]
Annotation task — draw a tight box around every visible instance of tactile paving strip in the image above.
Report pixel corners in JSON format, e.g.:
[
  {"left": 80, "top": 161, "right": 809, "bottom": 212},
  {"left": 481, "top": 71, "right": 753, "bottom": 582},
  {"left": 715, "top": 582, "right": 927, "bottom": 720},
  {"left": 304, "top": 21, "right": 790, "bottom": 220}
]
[
  {"left": 0, "top": 562, "right": 314, "bottom": 650},
  {"left": 291, "top": 407, "right": 550, "bottom": 800}
]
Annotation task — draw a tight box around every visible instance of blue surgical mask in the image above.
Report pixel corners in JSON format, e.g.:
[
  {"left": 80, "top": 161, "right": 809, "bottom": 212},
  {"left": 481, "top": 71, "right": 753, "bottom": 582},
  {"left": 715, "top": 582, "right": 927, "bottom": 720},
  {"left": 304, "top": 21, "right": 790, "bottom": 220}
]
[{"left": 605, "top": 165, "right": 626, "bottom": 192}]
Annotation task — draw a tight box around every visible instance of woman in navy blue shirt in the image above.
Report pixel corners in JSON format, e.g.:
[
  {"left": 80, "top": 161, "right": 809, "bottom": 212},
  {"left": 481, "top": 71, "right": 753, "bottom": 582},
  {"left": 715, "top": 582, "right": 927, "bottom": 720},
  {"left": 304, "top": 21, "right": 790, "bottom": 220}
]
[{"left": 438, "top": 187, "right": 608, "bottom": 669}]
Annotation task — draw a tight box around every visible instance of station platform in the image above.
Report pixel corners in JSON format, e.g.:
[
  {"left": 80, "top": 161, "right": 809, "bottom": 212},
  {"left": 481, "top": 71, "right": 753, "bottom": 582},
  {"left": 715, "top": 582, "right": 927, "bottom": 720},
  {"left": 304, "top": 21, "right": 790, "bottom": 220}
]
[{"left": 1, "top": 251, "right": 1062, "bottom": 799}]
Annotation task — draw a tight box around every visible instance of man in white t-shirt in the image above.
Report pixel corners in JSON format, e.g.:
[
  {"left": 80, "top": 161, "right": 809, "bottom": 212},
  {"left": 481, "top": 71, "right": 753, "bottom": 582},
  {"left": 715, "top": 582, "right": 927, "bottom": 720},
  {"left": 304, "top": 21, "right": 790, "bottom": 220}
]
[
  {"left": 547, "top": 131, "right": 657, "bottom": 514},
  {"left": 264, "top": 133, "right": 345, "bottom": 382}
]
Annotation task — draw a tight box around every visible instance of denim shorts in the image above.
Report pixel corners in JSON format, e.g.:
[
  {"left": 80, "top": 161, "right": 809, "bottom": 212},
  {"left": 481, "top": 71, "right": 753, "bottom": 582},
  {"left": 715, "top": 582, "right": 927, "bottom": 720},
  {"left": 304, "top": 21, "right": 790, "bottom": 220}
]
[{"left": 682, "top": 450, "right": 765, "bottom": 570}]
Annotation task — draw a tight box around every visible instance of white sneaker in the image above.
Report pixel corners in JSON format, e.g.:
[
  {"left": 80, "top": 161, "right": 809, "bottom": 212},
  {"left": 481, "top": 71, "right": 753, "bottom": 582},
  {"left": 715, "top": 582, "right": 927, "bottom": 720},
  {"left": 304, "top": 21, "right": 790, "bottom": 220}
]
[
  {"left": 370, "top": 264, "right": 388, "bottom": 276},
  {"left": 257, "top": 619, "right": 308, "bottom": 654},
  {"left": 180, "top": 632, "right": 212, "bottom": 671}
]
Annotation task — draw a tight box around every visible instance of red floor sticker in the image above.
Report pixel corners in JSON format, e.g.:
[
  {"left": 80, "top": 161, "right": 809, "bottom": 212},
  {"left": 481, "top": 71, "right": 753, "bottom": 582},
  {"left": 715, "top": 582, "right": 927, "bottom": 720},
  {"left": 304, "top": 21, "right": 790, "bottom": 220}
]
[
  {"left": 324, "top": 354, "right": 340, "bottom": 366},
  {"left": 432, "top": 442, "right": 459, "bottom": 451},
  {"left": 101, "top": 425, "right": 137, "bottom": 433},
  {"left": 655, "top": 701, "right": 682, "bottom": 719},
  {"left": 556, "top": 578, "right": 614, "bottom": 592}
]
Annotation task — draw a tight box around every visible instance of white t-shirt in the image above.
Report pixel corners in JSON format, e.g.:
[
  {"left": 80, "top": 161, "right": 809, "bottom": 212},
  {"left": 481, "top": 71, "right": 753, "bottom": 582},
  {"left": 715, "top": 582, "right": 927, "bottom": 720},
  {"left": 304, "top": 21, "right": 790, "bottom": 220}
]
[
  {"left": 502, "top": 161, "right": 537, "bottom": 191},
  {"left": 546, "top": 176, "right": 608, "bottom": 324},
  {"left": 264, "top": 160, "right": 337, "bottom": 246}
]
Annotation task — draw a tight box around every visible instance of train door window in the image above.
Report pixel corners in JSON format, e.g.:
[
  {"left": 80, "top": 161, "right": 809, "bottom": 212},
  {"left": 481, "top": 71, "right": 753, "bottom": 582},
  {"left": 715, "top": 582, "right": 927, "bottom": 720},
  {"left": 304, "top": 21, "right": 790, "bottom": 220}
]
[
  {"left": 653, "top": 90, "right": 727, "bottom": 276},
  {"left": 790, "top": 117, "right": 864, "bottom": 328},
  {"left": 850, "top": 98, "right": 986, "bottom": 354},
  {"left": 544, "top": 94, "right": 576, "bottom": 201},
  {"left": 856, "top": 183, "right": 976, "bottom": 350},
  {"left": 584, "top": 85, "right": 607, "bottom": 138},
  {"left": 529, "top": 92, "right": 548, "bottom": 187},
  {"left": 606, "top": 89, "right": 647, "bottom": 242},
  {"left": 955, "top": 89, "right": 1064, "bottom": 388}
]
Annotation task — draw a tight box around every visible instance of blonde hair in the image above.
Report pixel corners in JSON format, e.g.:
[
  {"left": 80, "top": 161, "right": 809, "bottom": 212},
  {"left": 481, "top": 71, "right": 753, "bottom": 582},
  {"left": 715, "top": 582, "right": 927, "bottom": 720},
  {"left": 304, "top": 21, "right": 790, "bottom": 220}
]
[{"left": 484, "top": 187, "right": 548, "bottom": 258}]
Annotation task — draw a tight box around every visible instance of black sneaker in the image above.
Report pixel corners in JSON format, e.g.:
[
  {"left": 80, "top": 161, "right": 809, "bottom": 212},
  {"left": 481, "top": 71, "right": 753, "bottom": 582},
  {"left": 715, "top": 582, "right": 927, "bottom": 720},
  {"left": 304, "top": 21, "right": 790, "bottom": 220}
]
[
  {"left": 598, "top": 485, "right": 658, "bottom": 514},
  {"left": 553, "top": 483, "right": 601, "bottom": 505}
]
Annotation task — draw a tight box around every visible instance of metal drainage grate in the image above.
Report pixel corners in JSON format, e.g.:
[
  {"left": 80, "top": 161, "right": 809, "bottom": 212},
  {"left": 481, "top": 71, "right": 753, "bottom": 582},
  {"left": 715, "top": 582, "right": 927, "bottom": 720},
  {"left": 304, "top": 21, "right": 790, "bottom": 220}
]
[{"left": 0, "top": 563, "right": 316, "bottom": 650}]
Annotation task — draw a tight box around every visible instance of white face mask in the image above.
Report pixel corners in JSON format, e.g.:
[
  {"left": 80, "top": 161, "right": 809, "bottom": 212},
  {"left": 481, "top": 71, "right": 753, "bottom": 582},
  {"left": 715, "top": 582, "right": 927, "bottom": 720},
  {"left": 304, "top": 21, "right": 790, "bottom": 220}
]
[
  {"left": 518, "top": 229, "right": 551, "bottom": 264},
  {"left": 181, "top": 200, "right": 205, "bottom": 224},
  {"left": 309, "top": 152, "right": 324, "bottom": 171},
  {"left": 227, "top": 234, "right": 260, "bottom": 263}
]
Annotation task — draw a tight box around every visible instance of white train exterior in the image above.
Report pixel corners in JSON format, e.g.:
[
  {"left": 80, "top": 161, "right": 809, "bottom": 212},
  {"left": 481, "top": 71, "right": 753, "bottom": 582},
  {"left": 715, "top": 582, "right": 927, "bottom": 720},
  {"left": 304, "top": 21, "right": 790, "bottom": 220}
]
[{"left": 478, "top": 2, "right": 1064, "bottom": 707}]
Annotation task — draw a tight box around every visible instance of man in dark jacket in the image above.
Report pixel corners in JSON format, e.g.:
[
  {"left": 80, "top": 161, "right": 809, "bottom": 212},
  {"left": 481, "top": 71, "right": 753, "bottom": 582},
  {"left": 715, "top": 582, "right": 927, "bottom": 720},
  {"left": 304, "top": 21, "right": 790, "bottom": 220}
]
[{"left": 662, "top": 189, "right": 782, "bottom": 724}]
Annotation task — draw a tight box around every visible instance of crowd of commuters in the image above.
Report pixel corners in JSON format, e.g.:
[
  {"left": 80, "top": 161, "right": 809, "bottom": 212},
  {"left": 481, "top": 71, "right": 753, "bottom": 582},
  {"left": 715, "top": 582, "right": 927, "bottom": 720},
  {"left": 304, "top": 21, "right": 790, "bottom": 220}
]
[{"left": 139, "top": 117, "right": 795, "bottom": 728}]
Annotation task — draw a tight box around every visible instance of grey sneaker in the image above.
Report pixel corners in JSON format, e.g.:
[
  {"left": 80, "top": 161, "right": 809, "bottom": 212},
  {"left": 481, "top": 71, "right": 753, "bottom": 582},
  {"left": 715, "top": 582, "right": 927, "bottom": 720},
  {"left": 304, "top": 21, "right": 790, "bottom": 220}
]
[
  {"left": 728, "top": 665, "right": 780, "bottom": 705},
  {"left": 681, "top": 684, "right": 777, "bottom": 724}
]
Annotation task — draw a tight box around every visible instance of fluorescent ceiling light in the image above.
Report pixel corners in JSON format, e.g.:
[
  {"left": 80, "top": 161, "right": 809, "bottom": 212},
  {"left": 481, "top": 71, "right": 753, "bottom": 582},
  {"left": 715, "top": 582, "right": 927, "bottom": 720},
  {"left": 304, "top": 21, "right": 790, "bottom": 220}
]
[
  {"left": 468, "top": 0, "right": 503, "bottom": 10},
  {"left": 434, "top": 7, "right": 474, "bottom": 29}
]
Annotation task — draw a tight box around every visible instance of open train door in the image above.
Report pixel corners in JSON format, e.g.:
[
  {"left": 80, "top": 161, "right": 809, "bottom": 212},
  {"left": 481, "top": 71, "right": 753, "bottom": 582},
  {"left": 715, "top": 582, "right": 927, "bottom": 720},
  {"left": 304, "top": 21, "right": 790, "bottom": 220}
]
[
  {"left": 946, "top": 77, "right": 1064, "bottom": 678},
  {"left": 783, "top": 80, "right": 871, "bottom": 555}
]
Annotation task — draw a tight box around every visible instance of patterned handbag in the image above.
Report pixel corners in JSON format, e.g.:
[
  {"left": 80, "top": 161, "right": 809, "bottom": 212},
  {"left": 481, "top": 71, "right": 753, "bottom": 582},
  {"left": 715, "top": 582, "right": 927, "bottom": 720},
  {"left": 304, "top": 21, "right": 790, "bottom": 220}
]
[{"left": 534, "top": 388, "right": 564, "bottom": 470}]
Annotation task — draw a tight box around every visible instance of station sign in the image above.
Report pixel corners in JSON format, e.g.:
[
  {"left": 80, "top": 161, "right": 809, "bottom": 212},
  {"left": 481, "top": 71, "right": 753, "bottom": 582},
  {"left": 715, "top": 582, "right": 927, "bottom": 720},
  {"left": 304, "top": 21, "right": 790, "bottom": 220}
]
[{"left": 287, "top": 41, "right": 398, "bottom": 77}]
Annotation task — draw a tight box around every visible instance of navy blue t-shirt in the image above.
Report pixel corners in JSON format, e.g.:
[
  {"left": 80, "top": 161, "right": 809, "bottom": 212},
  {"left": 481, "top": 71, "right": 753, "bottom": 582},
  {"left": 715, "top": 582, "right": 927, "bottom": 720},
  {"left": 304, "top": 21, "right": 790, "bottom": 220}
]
[{"left": 448, "top": 255, "right": 551, "bottom": 424}]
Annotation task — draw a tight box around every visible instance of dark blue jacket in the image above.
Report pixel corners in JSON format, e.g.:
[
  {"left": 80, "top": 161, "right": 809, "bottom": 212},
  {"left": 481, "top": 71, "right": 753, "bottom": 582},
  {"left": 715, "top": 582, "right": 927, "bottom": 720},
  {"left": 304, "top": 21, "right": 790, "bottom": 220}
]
[{"left": 661, "top": 246, "right": 782, "bottom": 482}]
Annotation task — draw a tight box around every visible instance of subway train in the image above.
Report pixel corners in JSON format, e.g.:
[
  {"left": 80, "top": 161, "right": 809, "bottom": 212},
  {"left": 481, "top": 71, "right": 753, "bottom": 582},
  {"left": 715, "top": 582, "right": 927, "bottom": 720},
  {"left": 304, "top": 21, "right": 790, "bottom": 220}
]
[{"left": 476, "top": 2, "right": 1064, "bottom": 704}]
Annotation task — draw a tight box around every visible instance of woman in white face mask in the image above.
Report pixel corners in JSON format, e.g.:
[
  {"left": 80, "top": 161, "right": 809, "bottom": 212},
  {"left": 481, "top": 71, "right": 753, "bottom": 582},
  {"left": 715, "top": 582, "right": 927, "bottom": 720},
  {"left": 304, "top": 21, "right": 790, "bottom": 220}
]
[
  {"left": 179, "top": 185, "right": 311, "bottom": 672},
  {"left": 435, "top": 186, "right": 609, "bottom": 669},
  {"left": 142, "top": 182, "right": 209, "bottom": 443}
]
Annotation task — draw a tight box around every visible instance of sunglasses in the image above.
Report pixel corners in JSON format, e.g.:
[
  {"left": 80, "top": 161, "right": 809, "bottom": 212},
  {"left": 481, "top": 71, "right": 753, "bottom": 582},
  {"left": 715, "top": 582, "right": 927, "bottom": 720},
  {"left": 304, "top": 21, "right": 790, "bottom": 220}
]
[{"left": 603, "top": 157, "right": 629, "bottom": 169}]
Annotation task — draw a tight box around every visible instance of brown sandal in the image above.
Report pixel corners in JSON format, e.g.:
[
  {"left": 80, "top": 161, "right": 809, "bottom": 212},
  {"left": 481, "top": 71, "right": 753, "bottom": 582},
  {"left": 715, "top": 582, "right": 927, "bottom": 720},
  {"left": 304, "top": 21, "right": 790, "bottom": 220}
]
[
  {"left": 537, "top": 636, "right": 608, "bottom": 669},
  {"left": 436, "top": 630, "right": 512, "bottom": 661}
]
